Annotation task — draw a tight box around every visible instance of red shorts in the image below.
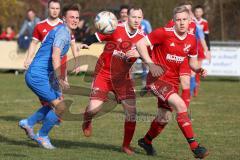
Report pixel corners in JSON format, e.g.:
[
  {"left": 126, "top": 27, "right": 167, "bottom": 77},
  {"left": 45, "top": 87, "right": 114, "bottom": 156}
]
[
  {"left": 197, "top": 41, "right": 206, "bottom": 60},
  {"left": 146, "top": 73, "right": 179, "bottom": 111},
  {"left": 179, "top": 58, "right": 191, "bottom": 77},
  {"left": 90, "top": 74, "right": 136, "bottom": 102},
  {"left": 147, "top": 73, "right": 179, "bottom": 111}
]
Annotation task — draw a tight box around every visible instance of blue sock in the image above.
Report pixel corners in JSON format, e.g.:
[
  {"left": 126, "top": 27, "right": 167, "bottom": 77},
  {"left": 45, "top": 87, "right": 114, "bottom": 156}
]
[
  {"left": 38, "top": 110, "right": 59, "bottom": 137},
  {"left": 190, "top": 76, "right": 196, "bottom": 96},
  {"left": 27, "top": 106, "right": 51, "bottom": 127}
]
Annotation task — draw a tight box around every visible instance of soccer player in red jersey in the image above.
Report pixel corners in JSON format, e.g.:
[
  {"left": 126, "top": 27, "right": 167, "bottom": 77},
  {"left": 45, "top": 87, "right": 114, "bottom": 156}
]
[
  {"left": 166, "top": 1, "right": 210, "bottom": 107},
  {"left": 82, "top": 7, "right": 145, "bottom": 155},
  {"left": 193, "top": 4, "right": 211, "bottom": 96},
  {"left": 136, "top": 6, "right": 209, "bottom": 159}
]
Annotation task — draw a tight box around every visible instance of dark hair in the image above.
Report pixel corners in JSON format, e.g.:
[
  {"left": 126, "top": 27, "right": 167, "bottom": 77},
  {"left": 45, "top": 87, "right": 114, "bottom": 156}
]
[
  {"left": 194, "top": 4, "right": 204, "bottom": 11},
  {"left": 27, "top": 8, "right": 36, "bottom": 14},
  {"left": 127, "top": 6, "right": 142, "bottom": 15},
  {"left": 120, "top": 4, "right": 129, "bottom": 12},
  {"left": 178, "top": 0, "right": 193, "bottom": 7},
  {"left": 48, "top": 0, "right": 61, "bottom": 8},
  {"left": 62, "top": 3, "right": 80, "bottom": 17}
]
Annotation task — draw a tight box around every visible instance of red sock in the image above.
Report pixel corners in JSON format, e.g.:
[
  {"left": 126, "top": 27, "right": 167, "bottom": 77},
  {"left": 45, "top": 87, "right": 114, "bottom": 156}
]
[
  {"left": 177, "top": 112, "right": 198, "bottom": 150},
  {"left": 144, "top": 118, "right": 166, "bottom": 144},
  {"left": 122, "top": 121, "right": 136, "bottom": 147},
  {"left": 195, "top": 73, "right": 200, "bottom": 85},
  {"left": 181, "top": 89, "right": 191, "bottom": 108}
]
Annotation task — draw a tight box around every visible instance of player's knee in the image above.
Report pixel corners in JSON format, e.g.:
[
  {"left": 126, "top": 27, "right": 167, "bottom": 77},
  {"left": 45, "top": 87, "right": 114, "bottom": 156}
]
[
  {"left": 176, "top": 100, "right": 187, "bottom": 113},
  {"left": 54, "top": 101, "right": 66, "bottom": 117},
  {"left": 180, "top": 78, "right": 190, "bottom": 89}
]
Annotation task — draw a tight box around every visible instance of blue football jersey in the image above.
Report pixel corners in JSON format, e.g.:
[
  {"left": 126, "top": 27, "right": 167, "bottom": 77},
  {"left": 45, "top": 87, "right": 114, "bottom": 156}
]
[{"left": 29, "top": 24, "right": 71, "bottom": 74}]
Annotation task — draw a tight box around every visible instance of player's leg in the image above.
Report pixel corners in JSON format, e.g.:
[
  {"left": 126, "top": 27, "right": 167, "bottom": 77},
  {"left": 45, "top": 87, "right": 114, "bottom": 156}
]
[
  {"left": 180, "top": 75, "right": 191, "bottom": 108},
  {"left": 19, "top": 73, "right": 52, "bottom": 140},
  {"left": 34, "top": 98, "right": 64, "bottom": 149},
  {"left": 138, "top": 79, "right": 174, "bottom": 156},
  {"left": 82, "top": 73, "right": 110, "bottom": 137},
  {"left": 121, "top": 98, "right": 136, "bottom": 155},
  {"left": 179, "top": 58, "right": 191, "bottom": 108},
  {"left": 82, "top": 99, "right": 104, "bottom": 137},
  {"left": 167, "top": 93, "right": 209, "bottom": 158},
  {"left": 138, "top": 106, "right": 171, "bottom": 156}
]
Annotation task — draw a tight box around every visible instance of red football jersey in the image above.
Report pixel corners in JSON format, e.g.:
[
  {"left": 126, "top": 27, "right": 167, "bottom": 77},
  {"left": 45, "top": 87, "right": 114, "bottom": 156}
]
[
  {"left": 165, "top": 19, "right": 197, "bottom": 34},
  {"left": 195, "top": 18, "right": 209, "bottom": 34},
  {"left": 32, "top": 18, "right": 63, "bottom": 42},
  {"left": 95, "top": 22, "right": 145, "bottom": 78},
  {"left": 146, "top": 27, "right": 197, "bottom": 85}
]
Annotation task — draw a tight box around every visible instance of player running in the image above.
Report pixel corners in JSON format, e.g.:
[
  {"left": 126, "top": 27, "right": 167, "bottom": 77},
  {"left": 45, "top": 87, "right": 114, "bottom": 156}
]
[
  {"left": 193, "top": 4, "right": 211, "bottom": 96},
  {"left": 81, "top": 7, "right": 145, "bottom": 155},
  {"left": 166, "top": 1, "right": 210, "bottom": 107},
  {"left": 19, "top": 4, "right": 80, "bottom": 149},
  {"left": 136, "top": 5, "right": 209, "bottom": 159}
]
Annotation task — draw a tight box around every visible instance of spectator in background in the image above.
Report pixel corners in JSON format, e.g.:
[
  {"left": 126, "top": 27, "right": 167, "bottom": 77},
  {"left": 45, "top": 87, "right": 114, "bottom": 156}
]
[
  {"left": 0, "top": 25, "right": 16, "bottom": 41},
  {"left": 118, "top": 5, "right": 129, "bottom": 23},
  {"left": 74, "top": 17, "right": 91, "bottom": 42},
  {"left": 17, "top": 9, "right": 40, "bottom": 50}
]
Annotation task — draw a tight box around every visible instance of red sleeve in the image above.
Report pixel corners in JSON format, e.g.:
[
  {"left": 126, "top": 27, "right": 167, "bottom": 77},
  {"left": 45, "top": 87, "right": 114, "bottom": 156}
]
[
  {"left": 146, "top": 28, "right": 166, "bottom": 46},
  {"left": 165, "top": 19, "right": 174, "bottom": 27},
  {"left": 188, "top": 37, "right": 197, "bottom": 57},
  {"left": 32, "top": 25, "right": 41, "bottom": 41},
  {"left": 7, "top": 32, "right": 15, "bottom": 40},
  {"left": 95, "top": 32, "right": 113, "bottom": 42},
  {"left": 204, "top": 21, "right": 209, "bottom": 34}
]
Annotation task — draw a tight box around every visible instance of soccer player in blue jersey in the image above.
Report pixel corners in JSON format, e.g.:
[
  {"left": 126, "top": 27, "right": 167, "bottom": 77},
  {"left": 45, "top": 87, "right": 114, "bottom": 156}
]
[{"left": 19, "top": 4, "right": 80, "bottom": 149}]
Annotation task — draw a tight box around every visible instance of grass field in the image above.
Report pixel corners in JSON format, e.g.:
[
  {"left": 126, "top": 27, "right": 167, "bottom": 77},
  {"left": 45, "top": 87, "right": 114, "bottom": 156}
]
[{"left": 0, "top": 73, "right": 239, "bottom": 160}]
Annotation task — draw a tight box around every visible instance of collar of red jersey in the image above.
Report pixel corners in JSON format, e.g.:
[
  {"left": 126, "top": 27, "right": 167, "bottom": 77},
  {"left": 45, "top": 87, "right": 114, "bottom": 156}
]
[
  {"left": 46, "top": 18, "right": 62, "bottom": 27},
  {"left": 173, "top": 26, "right": 187, "bottom": 40}
]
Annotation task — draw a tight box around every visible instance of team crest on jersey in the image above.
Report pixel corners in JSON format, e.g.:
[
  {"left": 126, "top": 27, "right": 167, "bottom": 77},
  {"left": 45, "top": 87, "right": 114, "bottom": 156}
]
[
  {"left": 170, "top": 42, "right": 175, "bottom": 47},
  {"left": 189, "top": 28, "right": 194, "bottom": 34},
  {"left": 117, "top": 38, "right": 122, "bottom": 42},
  {"left": 183, "top": 44, "right": 191, "bottom": 53}
]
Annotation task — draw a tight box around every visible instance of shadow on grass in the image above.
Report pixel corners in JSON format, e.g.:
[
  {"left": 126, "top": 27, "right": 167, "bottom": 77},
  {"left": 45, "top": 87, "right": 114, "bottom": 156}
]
[
  {"left": 0, "top": 134, "right": 38, "bottom": 148},
  {"left": 3, "top": 153, "right": 28, "bottom": 158},
  {"left": 0, "top": 115, "right": 23, "bottom": 122}
]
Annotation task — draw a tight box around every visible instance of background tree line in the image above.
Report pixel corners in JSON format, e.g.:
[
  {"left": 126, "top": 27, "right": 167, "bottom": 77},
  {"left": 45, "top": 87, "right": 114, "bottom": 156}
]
[{"left": 0, "top": 0, "right": 239, "bottom": 41}]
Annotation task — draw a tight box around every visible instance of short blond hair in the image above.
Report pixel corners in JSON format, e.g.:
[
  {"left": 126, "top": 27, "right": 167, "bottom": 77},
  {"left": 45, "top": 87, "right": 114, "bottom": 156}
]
[{"left": 173, "top": 6, "right": 190, "bottom": 21}]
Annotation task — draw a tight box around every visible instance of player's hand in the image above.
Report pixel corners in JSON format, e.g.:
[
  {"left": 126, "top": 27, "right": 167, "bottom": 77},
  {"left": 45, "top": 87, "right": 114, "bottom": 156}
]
[
  {"left": 24, "top": 58, "right": 32, "bottom": 69},
  {"left": 59, "top": 79, "right": 70, "bottom": 90},
  {"left": 148, "top": 63, "right": 165, "bottom": 77},
  {"left": 126, "top": 49, "right": 140, "bottom": 58},
  {"left": 198, "top": 68, "right": 207, "bottom": 78},
  {"left": 79, "top": 43, "right": 89, "bottom": 49},
  {"left": 205, "top": 51, "right": 211, "bottom": 63},
  {"left": 71, "top": 64, "right": 82, "bottom": 74}
]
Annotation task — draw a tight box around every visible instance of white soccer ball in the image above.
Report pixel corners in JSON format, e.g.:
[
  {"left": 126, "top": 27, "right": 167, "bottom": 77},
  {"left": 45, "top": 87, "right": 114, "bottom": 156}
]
[{"left": 94, "top": 11, "right": 118, "bottom": 34}]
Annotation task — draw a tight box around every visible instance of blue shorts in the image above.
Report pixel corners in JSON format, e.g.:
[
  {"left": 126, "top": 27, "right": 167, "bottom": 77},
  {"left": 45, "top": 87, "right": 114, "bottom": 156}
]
[{"left": 25, "top": 69, "right": 62, "bottom": 102}]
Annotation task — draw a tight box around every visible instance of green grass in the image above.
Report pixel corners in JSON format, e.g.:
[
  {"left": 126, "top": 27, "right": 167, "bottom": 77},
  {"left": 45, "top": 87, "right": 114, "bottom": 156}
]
[{"left": 0, "top": 73, "right": 239, "bottom": 160}]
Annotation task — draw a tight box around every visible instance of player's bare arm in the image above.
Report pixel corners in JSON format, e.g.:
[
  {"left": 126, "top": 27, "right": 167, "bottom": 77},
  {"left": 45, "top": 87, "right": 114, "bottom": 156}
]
[
  {"left": 136, "top": 37, "right": 164, "bottom": 77},
  {"left": 189, "top": 56, "right": 207, "bottom": 78},
  {"left": 24, "top": 39, "right": 39, "bottom": 69},
  {"left": 52, "top": 46, "right": 69, "bottom": 89}
]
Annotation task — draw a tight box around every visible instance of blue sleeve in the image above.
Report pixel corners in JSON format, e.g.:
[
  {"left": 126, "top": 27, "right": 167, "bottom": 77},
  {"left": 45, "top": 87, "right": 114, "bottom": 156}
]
[
  {"left": 195, "top": 24, "right": 205, "bottom": 40},
  {"left": 145, "top": 20, "right": 152, "bottom": 34},
  {"left": 53, "top": 27, "right": 68, "bottom": 52}
]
